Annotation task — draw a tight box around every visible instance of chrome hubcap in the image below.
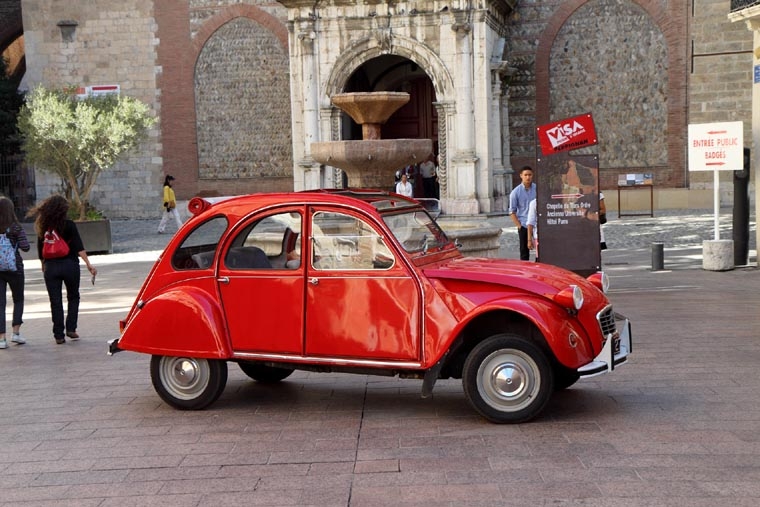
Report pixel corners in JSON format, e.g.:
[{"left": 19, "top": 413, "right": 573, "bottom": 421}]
[
  {"left": 491, "top": 363, "right": 527, "bottom": 399},
  {"left": 160, "top": 357, "right": 210, "bottom": 400},
  {"left": 172, "top": 359, "right": 199, "bottom": 388},
  {"left": 477, "top": 350, "right": 539, "bottom": 412}
]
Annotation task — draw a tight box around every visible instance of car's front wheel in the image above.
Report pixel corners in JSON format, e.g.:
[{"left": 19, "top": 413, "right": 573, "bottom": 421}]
[
  {"left": 150, "top": 355, "right": 228, "bottom": 410},
  {"left": 238, "top": 362, "right": 294, "bottom": 383},
  {"left": 462, "top": 334, "right": 553, "bottom": 423}
]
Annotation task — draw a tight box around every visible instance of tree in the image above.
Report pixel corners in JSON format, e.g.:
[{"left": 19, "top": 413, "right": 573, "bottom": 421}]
[
  {"left": 17, "top": 86, "right": 156, "bottom": 220},
  {"left": 0, "top": 57, "right": 24, "bottom": 156}
]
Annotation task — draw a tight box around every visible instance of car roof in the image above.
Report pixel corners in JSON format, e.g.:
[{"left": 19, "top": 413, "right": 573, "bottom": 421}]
[{"left": 188, "top": 189, "right": 421, "bottom": 217}]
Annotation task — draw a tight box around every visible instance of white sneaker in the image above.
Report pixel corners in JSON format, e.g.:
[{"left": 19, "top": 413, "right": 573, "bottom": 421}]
[
  {"left": 0, "top": 338, "right": 6, "bottom": 349},
  {"left": 11, "top": 333, "right": 25, "bottom": 345}
]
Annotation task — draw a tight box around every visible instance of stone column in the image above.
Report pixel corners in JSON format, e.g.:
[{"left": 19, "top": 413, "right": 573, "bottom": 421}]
[
  {"left": 489, "top": 62, "right": 509, "bottom": 211},
  {"left": 443, "top": 17, "right": 479, "bottom": 215},
  {"left": 434, "top": 101, "right": 451, "bottom": 198},
  {"left": 297, "top": 24, "right": 322, "bottom": 190}
]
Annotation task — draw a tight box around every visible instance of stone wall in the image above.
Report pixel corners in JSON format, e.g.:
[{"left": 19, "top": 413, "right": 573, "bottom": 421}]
[
  {"left": 506, "top": 0, "right": 689, "bottom": 191},
  {"left": 20, "top": 0, "right": 162, "bottom": 218},
  {"left": 18, "top": 0, "right": 754, "bottom": 217},
  {"left": 195, "top": 16, "right": 292, "bottom": 181},
  {"left": 549, "top": 0, "right": 668, "bottom": 171}
]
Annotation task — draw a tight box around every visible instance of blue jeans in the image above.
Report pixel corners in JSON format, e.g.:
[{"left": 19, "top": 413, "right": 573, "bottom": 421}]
[
  {"left": 0, "top": 269, "right": 25, "bottom": 334},
  {"left": 43, "top": 258, "right": 80, "bottom": 339}
]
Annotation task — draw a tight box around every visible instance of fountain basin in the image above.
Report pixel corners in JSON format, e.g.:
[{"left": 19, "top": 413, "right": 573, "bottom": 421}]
[
  {"left": 437, "top": 218, "right": 504, "bottom": 258},
  {"left": 312, "top": 139, "right": 432, "bottom": 188},
  {"left": 331, "top": 92, "right": 410, "bottom": 124}
]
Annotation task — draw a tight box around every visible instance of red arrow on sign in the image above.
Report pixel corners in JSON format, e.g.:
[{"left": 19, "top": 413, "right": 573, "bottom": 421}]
[
  {"left": 706, "top": 130, "right": 727, "bottom": 135},
  {"left": 706, "top": 162, "right": 725, "bottom": 166}
]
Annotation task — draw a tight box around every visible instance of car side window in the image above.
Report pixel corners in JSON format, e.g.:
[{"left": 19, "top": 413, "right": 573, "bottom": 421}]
[
  {"left": 172, "top": 216, "right": 228, "bottom": 270},
  {"left": 311, "top": 212, "right": 394, "bottom": 271},
  {"left": 225, "top": 212, "right": 302, "bottom": 270}
]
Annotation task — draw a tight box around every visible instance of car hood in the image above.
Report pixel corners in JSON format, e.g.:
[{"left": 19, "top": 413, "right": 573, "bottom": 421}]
[{"left": 422, "top": 257, "right": 595, "bottom": 297}]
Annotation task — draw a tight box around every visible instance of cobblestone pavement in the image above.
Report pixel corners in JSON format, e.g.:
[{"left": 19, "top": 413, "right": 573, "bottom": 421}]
[{"left": 1, "top": 208, "right": 758, "bottom": 506}]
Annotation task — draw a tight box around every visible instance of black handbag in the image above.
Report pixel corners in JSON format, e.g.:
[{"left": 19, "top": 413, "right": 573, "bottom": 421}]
[{"left": 599, "top": 212, "right": 607, "bottom": 225}]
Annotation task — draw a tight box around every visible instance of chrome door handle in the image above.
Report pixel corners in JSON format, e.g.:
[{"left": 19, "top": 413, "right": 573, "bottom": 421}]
[
  {"left": 309, "top": 278, "right": 319, "bottom": 285},
  {"left": 217, "top": 276, "right": 230, "bottom": 284}
]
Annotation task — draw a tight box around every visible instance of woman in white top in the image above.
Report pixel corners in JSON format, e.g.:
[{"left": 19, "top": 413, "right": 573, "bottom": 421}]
[{"left": 395, "top": 173, "right": 414, "bottom": 198}]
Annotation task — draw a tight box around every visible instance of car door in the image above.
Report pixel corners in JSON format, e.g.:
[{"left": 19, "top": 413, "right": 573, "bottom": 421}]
[
  {"left": 304, "top": 207, "right": 421, "bottom": 362},
  {"left": 217, "top": 209, "right": 305, "bottom": 355}
]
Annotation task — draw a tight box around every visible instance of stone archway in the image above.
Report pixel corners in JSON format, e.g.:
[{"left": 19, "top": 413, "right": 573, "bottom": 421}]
[{"left": 324, "top": 37, "right": 454, "bottom": 195}]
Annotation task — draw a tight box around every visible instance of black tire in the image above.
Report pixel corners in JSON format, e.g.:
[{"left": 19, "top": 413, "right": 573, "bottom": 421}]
[
  {"left": 462, "top": 334, "right": 553, "bottom": 423},
  {"left": 553, "top": 367, "right": 580, "bottom": 391},
  {"left": 150, "top": 355, "right": 228, "bottom": 410},
  {"left": 238, "top": 362, "right": 294, "bottom": 383}
]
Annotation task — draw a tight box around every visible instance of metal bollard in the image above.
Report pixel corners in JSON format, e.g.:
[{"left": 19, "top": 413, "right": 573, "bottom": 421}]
[{"left": 651, "top": 242, "right": 664, "bottom": 271}]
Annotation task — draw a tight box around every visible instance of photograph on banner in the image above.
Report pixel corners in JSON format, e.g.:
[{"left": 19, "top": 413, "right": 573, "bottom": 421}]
[{"left": 535, "top": 153, "right": 601, "bottom": 277}]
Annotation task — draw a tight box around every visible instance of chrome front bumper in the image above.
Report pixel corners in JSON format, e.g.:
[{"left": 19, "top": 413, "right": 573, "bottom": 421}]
[{"left": 577, "top": 314, "right": 632, "bottom": 377}]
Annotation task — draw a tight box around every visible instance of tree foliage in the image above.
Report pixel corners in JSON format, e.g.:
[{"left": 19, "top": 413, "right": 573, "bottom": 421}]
[{"left": 17, "top": 86, "right": 156, "bottom": 220}]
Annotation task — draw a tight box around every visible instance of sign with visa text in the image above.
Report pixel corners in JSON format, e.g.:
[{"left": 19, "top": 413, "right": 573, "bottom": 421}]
[{"left": 537, "top": 113, "right": 597, "bottom": 156}]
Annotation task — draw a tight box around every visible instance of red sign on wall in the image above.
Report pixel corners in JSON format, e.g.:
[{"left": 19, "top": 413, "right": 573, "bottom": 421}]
[{"left": 537, "top": 113, "right": 597, "bottom": 156}]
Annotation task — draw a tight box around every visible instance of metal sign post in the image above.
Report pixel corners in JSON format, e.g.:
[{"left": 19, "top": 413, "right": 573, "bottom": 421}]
[
  {"left": 687, "top": 121, "right": 744, "bottom": 239},
  {"left": 687, "top": 121, "right": 744, "bottom": 271}
]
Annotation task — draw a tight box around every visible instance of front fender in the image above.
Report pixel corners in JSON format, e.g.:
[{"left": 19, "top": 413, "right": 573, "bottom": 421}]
[
  {"left": 442, "top": 295, "right": 597, "bottom": 369},
  {"left": 118, "top": 285, "right": 230, "bottom": 359}
]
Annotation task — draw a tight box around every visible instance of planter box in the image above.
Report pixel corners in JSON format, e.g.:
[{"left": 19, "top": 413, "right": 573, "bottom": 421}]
[{"left": 76, "top": 219, "right": 112, "bottom": 254}]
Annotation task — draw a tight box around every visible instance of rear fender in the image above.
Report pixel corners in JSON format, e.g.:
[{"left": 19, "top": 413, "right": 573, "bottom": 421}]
[{"left": 118, "top": 286, "right": 230, "bottom": 358}]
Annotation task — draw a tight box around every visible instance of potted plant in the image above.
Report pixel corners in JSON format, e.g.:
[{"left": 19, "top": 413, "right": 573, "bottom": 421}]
[{"left": 17, "top": 85, "right": 155, "bottom": 252}]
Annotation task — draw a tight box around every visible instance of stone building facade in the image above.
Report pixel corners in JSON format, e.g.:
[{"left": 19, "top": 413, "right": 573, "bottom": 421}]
[{"left": 7, "top": 0, "right": 755, "bottom": 217}]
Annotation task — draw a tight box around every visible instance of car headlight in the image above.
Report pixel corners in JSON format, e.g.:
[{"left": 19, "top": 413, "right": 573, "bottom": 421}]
[
  {"left": 555, "top": 284, "right": 584, "bottom": 311},
  {"left": 587, "top": 271, "right": 609, "bottom": 293}
]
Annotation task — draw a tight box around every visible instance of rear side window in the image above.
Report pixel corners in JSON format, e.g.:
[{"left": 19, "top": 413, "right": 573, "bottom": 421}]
[
  {"left": 225, "top": 212, "right": 302, "bottom": 270},
  {"left": 171, "top": 216, "right": 228, "bottom": 270}
]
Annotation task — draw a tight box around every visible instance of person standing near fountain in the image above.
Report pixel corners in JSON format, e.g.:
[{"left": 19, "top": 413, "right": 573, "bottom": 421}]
[
  {"left": 395, "top": 173, "right": 414, "bottom": 198},
  {"left": 508, "top": 166, "right": 536, "bottom": 261},
  {"left": 419, "top": 154, "right": 438, "bottom": 199}
]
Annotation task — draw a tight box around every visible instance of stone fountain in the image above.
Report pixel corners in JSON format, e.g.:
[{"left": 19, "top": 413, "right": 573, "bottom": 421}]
[
  {"left": 311, "top": 92, "right": 432, "bottom": 189},
  {"left": 311, "top": 91, "right": 502, "bottom": 257}
]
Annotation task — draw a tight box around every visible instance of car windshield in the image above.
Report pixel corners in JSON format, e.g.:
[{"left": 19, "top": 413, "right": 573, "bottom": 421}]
[{"left": 382, "top": 209, "right": 450, "bottom": 254}]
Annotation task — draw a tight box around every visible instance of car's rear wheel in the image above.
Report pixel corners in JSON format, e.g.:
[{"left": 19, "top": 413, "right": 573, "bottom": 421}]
[
  {"left": 150, "top": 355, "right": 227, "bottom": 410},
  {"left": 238, "top": 362, "right": 294, "bottom": 383},
  {"left": 462, "top": 334, "right": 553, "bottom": 423}
]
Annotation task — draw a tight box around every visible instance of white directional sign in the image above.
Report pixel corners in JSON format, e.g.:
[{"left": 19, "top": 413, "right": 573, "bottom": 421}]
[{"left": 688, "top": 121, "right": 743, "bottom": 171}]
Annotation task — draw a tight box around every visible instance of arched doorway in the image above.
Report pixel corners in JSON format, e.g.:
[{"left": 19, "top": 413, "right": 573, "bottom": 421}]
[{"left": 341, "top": 55, "right": 438, "bottom": 194}]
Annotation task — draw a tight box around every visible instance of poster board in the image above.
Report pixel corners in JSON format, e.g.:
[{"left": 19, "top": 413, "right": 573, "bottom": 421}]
[{"left": 535, "top": 114, "right": 601, "bottom": 277}]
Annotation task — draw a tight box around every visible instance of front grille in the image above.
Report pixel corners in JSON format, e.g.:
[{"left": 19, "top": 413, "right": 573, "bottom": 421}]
[{"left": 598, "top": 306, "right": 616, "bottom": 337}]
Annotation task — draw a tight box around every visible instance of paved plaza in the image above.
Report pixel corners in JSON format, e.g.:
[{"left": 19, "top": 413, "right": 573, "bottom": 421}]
[{"left": 0, "top": 209, "right": 759, "bottom": 506}]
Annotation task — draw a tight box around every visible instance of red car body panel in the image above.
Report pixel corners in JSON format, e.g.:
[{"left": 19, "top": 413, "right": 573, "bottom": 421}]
[
  {"left": 116, "top": 190, "right": 619, "bottom": 376},
  {"left": 121, "top": 281, "right": 229, "bottom": 358}
]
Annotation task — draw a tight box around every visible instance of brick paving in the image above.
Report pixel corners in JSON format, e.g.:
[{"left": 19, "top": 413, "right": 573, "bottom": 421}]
[{"left": 1, "top": 211, "right": 759, "bottom": 506}]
